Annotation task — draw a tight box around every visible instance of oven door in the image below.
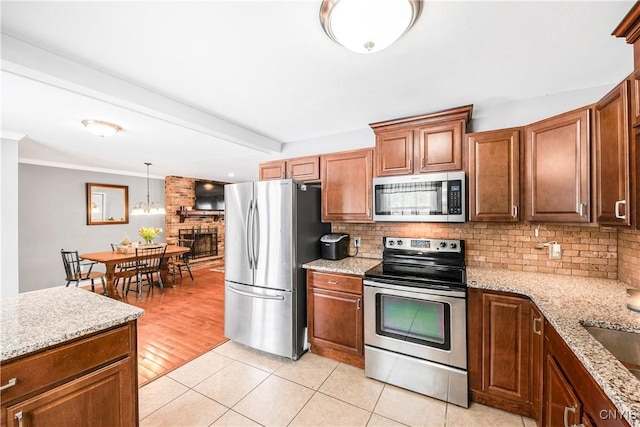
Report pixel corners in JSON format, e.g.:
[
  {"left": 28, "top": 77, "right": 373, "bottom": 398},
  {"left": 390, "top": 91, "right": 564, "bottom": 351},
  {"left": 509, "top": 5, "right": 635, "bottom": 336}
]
[{"left": 364, "top": 280, "right": 467, "bottom": 369}]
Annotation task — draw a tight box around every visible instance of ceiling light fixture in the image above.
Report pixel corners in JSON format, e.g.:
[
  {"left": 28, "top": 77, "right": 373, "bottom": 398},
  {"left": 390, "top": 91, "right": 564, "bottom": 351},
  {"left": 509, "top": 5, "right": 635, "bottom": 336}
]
[
  {"left": 81, "top": 119, "right": 122, "bottom": 137},
  {"left": 131, "top": 162, "right": 166, "bottom": 216},
  {"left": 319, "top": 0, "right": 422, "bottom": 54}
]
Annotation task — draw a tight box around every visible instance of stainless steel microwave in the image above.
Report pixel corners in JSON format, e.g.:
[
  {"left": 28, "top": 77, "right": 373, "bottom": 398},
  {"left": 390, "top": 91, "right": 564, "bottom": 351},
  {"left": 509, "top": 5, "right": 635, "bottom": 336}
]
[{"left": 373, "top": 171, "right": 466, "bottom": 222}]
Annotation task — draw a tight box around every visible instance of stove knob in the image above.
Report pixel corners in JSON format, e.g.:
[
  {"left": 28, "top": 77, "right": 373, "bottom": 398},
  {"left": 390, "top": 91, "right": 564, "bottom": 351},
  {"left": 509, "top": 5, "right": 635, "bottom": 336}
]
[
  {"left": 388, "top": 240, "right": 394, "bottom": 246},
  {"left": 396, "top": 240, "right": 403, "bottom": 246},
  {"left": 450, "top": 243, "right": 457, "bottom": 249},
  {"left": 439, "top": 241, "right": 447, "bottom": 248}
]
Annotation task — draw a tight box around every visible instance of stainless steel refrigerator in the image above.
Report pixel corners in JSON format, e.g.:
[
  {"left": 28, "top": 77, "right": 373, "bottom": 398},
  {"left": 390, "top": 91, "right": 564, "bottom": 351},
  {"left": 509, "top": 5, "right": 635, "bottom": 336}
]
[{"left": 224, "top": 179, "right": 330, "bottom": 360}]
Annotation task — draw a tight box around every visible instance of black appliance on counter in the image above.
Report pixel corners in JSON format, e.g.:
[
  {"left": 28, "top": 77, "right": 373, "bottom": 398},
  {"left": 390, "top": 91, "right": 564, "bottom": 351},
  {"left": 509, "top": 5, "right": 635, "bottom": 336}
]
[
  {"left": 320, "top": 234, "right": 349, "bottom": 260},
  {"left": 364, "top": 236, "right": 469, "bottom": 407}
]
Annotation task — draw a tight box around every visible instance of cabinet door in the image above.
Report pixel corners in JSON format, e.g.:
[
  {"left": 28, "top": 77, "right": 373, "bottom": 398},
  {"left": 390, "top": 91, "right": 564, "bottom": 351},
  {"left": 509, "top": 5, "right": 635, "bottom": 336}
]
[
  {"left": 288, "top": 156, "right": 320, "bottom": 182},
  {"left": 596, "top": 81, "right": 631, "bottom": 226},
  {"left": 544, "top": 355, "right": 582, "bottom": 427},
  {"left": 530, "top": 304, "right": 544, "bottom": 422},
  {"left": 467, "top": 128, "right": 521, "bottom": 222},
  {"left": 375, "top": 129, "right": 414, "bottom": 176},
  {"left": 259, "top": 160, "right": 286, "bottom": 181},
  {"left": 308, "top": 287, "right": 363, "bottom": 358},
  {"left": 468, "top": 289, "right": 533, "bottom": 416},
  {"left": 524, "top": 107, "right": 591, "bottom": 223},
  {"left": 416, "top": 121, "right": 463, "bottom": 172},
  {"left": 321, "top": 149, "right": 373, "bottom": 222},
  {"left": 631, "top": 69, "right": 640, "bottom": 128},
  {"left": 481, "top": 292, "right": 531, "bottom": 405},
  {"left": 6, "top": 359, "right": 135, "bottom": 427}
]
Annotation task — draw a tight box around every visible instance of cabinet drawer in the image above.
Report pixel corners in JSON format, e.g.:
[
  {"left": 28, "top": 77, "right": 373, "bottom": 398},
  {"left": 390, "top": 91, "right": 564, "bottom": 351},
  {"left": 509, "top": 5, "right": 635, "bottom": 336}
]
[
  {"left": 0, "top": 324, "right": 132, "bottom": 404},
  {"left": 308, "top": 271, "right": 362, "bottom": 294}
]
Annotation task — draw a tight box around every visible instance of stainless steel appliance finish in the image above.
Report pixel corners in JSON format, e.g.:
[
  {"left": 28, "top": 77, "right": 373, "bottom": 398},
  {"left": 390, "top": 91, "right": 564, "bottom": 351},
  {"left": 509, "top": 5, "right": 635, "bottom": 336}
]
[
  {"left": 224, "top": 180, "right": 330, "bottom": 360},
  {"left": 372, "top": 171, "right": 466, "bottom": 222},
  {"left": 364, "top": 236, "right": 469, "bottom": 408}
]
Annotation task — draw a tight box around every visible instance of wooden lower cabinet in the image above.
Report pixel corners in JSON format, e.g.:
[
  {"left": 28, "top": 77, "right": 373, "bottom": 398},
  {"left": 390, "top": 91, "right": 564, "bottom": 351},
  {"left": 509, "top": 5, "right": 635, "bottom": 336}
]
[
  {"left": 1, "top": 322, "right": 138, "bottom": 427},
  {"left": 306, "top": 270, "right": 364, "bottom": 368},
  {"left": 530, "top": 303, "right": 545, "bottom": 422},
  {"left": 468, "top": 289, "right": 534, "bottom": 417},
  {"left": 544, "top": 322, "right": 630, "bottom": 427}
]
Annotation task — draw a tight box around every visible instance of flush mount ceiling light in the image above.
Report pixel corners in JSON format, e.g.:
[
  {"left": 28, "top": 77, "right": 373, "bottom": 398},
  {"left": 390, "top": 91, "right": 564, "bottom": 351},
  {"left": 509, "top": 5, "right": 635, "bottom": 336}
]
[
  {"left": 131, "top": 162, "right": 166, "bottom": 216},
  {"left": 81, "top": 120, "right": 122, "bottom": 138},
  {"left": 319, "top": 0, "right": 422, "bottom": 54}
]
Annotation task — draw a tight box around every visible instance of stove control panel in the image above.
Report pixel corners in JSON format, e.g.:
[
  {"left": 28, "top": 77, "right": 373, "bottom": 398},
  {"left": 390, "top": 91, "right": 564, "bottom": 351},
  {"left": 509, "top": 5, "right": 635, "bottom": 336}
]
[{"left": 384, "top": 237, "right": 463, "bottom": 253}]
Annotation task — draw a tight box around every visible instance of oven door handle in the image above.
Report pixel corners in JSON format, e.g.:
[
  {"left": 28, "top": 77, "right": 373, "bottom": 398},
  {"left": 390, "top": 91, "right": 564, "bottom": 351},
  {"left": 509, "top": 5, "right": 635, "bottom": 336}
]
[{"left": 363, "top": 280, "right": 466, "bottom": 298}]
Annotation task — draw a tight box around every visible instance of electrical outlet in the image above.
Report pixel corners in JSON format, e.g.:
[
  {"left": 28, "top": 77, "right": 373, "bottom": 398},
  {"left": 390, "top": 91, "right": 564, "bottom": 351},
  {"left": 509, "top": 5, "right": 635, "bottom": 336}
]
[
  {"left": 549, "top": 243, "right": 562, "bottom": 260},
  {"left": 354, "top": 236, "right": 361, "bottom": 248}
]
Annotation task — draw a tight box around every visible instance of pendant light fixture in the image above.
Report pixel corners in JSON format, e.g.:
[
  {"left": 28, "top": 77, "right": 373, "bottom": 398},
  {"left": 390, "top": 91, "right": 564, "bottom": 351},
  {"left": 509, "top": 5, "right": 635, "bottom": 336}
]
[
  {"left": 319, "top": 0, "right": 422, "bottom": 54},
  {"left": 130, "top": 163, "right": 166, "bottom": 216}
]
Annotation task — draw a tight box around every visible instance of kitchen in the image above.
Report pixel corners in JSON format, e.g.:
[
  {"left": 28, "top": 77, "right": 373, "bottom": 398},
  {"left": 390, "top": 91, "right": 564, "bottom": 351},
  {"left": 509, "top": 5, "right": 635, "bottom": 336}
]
[{"left": 2, "top": 1, "right": 640, "bottom": 426}]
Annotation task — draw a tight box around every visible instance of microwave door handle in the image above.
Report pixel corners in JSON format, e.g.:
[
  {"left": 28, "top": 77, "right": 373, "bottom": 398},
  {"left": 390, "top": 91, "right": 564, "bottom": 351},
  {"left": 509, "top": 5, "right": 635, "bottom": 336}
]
[{"left": 442, "top": 182, "right": 448, "bottom": 214}]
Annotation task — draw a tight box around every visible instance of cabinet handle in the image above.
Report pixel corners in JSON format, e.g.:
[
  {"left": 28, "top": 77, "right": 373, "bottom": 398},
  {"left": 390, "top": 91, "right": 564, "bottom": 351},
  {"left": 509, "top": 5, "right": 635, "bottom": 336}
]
[
  {"left": 327, "top": 280, "right": 339, "bottom": 285},
  {"left": 533, "top": 317, "right": 542, "bottom": 335},
  {"left": 563, "top": 406, "right": 577, "bottom": 427},
  {"left": 409, "top": 159, "right": 412, "bottom": 170},
  {"left": 615, "top": 200, "right": 627, "bottom": 220},
  {"left": 357, "top": 299, "right": 361, "bottom": 310},
  {"left": 512, "top": 205, "right": 518, "bottom": 218},
  {"left": 0, "top": 377, "right": 17, "bottom": 391},
  {"left": 579, "top": 202, "right": 587, "bottom": 217},
  {"left": 421, "top": 158, "right": 425, "bottom": 168},
  {"left": 14, "top": 411, "right": 23, "bottom": 427}
]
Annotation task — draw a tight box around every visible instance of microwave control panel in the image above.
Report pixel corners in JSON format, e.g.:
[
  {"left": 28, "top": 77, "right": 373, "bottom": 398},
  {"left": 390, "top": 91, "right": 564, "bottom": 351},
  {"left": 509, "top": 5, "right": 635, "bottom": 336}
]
[{"left": 448, "top": 180, "right": 463, "bottom": 215}]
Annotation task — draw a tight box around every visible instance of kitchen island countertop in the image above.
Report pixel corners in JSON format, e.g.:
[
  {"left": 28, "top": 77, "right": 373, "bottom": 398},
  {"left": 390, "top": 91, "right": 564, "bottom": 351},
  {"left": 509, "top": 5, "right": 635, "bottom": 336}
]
[
  {"left": 468, "top": 266, "right": 640, "bottom": 426},
  {"left": 303, "top": 257, "right": 381, "bottom": 276},
  {"left": 1, "top": 287, "right": 144, "bottom": 361}
]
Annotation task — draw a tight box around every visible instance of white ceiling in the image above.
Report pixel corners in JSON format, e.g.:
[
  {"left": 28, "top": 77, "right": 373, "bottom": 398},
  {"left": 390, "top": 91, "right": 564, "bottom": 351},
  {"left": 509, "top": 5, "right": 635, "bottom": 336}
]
[{"left": 1, "top": 0, "right": 635, "bottom": 182}]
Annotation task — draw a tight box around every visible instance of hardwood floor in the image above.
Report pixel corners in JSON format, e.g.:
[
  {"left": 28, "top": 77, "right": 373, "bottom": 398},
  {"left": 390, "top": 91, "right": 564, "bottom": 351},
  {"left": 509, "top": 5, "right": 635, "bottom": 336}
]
[{"left": 120, "top": 267, "right": 227, "bottom": 386}]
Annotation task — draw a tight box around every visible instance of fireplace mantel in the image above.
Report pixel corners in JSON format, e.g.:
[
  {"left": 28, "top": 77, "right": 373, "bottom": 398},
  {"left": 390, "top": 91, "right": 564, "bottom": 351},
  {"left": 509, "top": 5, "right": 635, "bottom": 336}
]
[{"left": 176, "top": 210, "right": 224, "bottom": 223}]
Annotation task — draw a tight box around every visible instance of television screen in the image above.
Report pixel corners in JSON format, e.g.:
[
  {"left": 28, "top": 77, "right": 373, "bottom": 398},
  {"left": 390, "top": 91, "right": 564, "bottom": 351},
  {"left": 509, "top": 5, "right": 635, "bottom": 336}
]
[{"left": 195, "top": 181, "right": 225, "bottom": 210}]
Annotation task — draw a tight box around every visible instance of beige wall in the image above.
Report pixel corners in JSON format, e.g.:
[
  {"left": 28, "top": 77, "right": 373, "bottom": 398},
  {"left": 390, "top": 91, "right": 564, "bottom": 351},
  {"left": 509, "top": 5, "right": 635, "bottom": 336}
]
[{"left": 333, "top": 222, "right": 640, "bottom": 284}]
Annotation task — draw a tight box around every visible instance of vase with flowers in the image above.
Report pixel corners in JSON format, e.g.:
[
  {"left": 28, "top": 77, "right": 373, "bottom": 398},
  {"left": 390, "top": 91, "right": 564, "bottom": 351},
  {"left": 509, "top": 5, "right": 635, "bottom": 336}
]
[{"left": 139, "top": 227, "right": 162, "bottom": 245}]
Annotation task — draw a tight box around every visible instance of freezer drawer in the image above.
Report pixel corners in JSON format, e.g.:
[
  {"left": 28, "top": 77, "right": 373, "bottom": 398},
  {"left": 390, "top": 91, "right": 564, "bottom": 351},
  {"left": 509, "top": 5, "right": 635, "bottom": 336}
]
[{"left": 224, "top": 281, "right": 299, "bottom": 359}]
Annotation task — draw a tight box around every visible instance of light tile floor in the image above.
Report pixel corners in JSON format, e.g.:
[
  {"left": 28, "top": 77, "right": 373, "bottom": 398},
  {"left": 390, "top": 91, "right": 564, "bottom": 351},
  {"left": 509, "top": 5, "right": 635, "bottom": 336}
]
[{"left": 140, "top": 341, "right": 538, "bottom": 427}]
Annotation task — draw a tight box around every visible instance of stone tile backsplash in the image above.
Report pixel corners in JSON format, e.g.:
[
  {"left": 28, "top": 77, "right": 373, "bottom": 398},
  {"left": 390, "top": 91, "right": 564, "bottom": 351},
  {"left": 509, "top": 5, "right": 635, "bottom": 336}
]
[{"left": 332, "top": 222, "right": 640, "bottom": 283}]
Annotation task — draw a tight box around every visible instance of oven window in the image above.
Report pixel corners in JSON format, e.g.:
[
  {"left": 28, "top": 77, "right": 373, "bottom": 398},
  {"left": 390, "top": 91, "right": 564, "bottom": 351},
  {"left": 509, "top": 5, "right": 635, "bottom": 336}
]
[{"left": 376, "top": 294, "right": 451, "bottom": 350}]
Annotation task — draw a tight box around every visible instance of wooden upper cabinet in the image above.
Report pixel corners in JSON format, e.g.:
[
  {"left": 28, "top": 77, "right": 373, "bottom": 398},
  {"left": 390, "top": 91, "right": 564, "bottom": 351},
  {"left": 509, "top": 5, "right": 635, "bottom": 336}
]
[
  {"left": 595, "top": 80, "right": 632, "bottom": 227},
  {"left": 259, "top": 156, "right": 320, "bottom": 182},
  {"left": 259, "top": 160, "right": 286, "bottom": 180},
  {"left": 321, "top": 149, "right": 373, "bottom": 222},
  {"left": 466, "top": 128, "right": 521, "bottom": 222},
  {"left": 371, "top": 105, "right": 473, "bottom": 177},
  {"left": 416, "top": 121, "right": 463, "bottom": 172},
  {"left": 524, "top": 107, "right": 592, "bottom": 223},
  {"left": 630, "top": 69, "right": 640, "bottom": 128}
]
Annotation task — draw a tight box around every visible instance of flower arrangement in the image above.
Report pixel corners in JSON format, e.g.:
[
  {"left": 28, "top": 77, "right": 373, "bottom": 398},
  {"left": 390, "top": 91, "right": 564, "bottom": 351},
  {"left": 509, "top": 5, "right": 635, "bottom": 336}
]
[{"left": 139, "top": 227, "right": 162, "bottom": 244}]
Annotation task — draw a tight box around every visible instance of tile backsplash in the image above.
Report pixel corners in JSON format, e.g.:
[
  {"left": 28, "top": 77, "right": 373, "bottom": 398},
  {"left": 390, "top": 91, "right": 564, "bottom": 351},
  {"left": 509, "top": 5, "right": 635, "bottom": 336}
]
[{"left": 331, "top": 222, "right": 635, "bottom": 281}]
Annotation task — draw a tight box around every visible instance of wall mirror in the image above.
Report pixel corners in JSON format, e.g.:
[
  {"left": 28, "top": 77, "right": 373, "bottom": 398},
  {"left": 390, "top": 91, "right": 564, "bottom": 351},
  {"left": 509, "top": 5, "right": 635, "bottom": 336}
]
[{"left": 86, "top": 183, "right": 129, "bottom": 225}]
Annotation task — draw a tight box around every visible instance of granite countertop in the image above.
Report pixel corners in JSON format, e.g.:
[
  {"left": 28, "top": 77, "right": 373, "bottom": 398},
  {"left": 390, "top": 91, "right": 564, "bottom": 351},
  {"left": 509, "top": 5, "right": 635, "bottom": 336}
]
[
  {"left": 303, "top": 257, "right": 382, "bottom": 276},
  {"left": 468, "top": 267, "right": 640, "bottom": 426},
  {"left": 1, "top": 287, "right": 144, "bottom": 362}
]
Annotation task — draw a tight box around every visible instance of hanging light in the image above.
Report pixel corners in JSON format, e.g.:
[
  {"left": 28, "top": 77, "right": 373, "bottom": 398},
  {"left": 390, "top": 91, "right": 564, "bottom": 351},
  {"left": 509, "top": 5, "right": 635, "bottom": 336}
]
[
  {"left": 82, "top": 120, "right": 122, "bottom": 137},
  {"left": 319, "top": 0, "right": 422, "bottom": 54},
  {"left": 131, "top": 162, "right": 166, "bottom": 216}
]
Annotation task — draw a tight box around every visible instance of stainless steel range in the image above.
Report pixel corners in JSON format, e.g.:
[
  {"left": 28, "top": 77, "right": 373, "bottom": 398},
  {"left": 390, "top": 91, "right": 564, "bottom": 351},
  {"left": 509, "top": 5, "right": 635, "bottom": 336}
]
[{"left": 364, "top": 236, "right": 468, "bottom": 408}]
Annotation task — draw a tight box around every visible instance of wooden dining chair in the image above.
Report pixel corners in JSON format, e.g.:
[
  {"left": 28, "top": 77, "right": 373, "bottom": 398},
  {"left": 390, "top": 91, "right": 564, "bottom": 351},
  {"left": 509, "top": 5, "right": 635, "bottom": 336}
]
[
  {"left": 61, "top": 249, "right": 107, "bottom": 295},
  {"left": 110, "top": 243, "right": 139, "bottom": 292},
  {"left": 170, "top": 238, "right": 195, "bottom": 283},
  {"left": 125, "top": 245, "right": 167, "bottom": 298}
]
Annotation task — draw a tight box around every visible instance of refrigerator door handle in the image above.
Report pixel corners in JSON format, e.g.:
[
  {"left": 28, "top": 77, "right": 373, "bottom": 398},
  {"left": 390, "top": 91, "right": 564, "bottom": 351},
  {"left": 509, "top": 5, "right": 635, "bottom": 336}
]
[
  {"left": 246, "top": 200, "right": 254, "bottom": 269},
  {"left": 227, "top": 285, "right": 285, "bottom": 300},
  {"left": 253, "top": 200, "right": 260, "bottom": 269}
]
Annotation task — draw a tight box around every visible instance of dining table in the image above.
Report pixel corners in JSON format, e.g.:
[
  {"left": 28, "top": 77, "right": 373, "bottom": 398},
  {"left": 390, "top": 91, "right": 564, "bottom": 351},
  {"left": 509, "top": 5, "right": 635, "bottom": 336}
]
[{"left": 79, "top": 244, "right": 190, "bottom": 300}]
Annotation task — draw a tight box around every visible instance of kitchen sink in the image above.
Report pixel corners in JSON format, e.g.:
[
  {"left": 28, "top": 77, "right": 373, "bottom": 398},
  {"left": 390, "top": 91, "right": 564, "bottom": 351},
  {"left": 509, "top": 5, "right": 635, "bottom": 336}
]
[{"left": 584, "top": 326, "right": 640, "bottom": 380}]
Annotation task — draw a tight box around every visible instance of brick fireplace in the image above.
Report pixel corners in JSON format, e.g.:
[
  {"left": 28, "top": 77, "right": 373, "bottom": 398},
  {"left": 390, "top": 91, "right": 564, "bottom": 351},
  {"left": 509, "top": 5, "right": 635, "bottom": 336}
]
[{"left": 165, "top": 176, "right": 225, "bottom": 269}]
